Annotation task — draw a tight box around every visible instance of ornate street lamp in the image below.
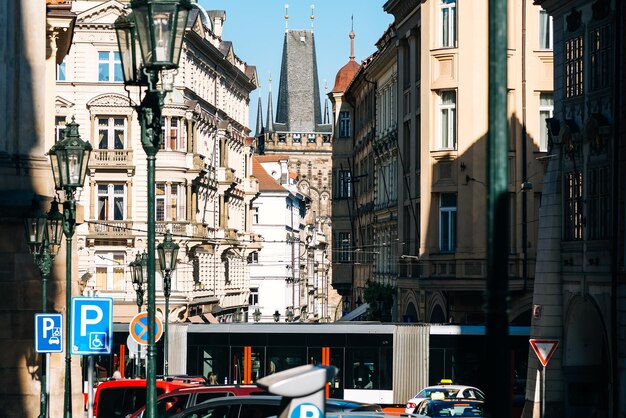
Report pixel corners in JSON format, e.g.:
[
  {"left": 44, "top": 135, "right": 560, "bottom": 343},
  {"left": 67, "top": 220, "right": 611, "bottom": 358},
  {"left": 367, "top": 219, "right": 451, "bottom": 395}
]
[
  {"left": 299, "top": 306, "right": 307, "bottom": 323},
  {"left": 157, "top": 231, "right": 178, "bottom": 377},
  {"left": 115, "top": 3, "right": 191, "bottom": 416},
  {"left": 286, "top": 307, "right": 294, "bottom": 323},
  {"left": 47, "top": 117, "right": 91, "bottom": 418},
  {"left": 24, "top": 197, "right": 62, "bottom": 418},
  {"left": 131, "top": 252, "right": 146, "bottom": 312},
  {"left": 253, "top": 308, "right": 261, "bottom": 323},
  {"left": 273, "top": 310, "right": 280, "bottom": 322}
]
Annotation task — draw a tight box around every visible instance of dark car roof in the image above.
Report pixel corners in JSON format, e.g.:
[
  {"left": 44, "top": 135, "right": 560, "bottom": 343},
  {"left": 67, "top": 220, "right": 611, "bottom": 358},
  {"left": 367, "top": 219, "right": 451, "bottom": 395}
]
[
  {"left": 169, "top": 384, "right": 264, "bottom": 395},
  {"left": 170, "top": 395, "right": 381, "bottom": 417}
]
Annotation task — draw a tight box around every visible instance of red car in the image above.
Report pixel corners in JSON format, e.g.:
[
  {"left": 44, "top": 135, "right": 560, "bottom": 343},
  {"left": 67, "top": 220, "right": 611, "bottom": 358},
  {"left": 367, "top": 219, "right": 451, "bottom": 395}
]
[
  {"left": 127, "top": 384, "right": 266, "bottom": 418},
  {"left": 93, "top": 377, "right": 203, "bottom": 418}
]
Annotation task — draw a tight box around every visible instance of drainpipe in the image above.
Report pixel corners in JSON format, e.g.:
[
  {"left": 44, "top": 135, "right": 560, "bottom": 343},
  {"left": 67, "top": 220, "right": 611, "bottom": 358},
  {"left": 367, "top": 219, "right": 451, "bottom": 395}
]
[{"left": 521, "top": 0, "right": 529, "bottom": 292}]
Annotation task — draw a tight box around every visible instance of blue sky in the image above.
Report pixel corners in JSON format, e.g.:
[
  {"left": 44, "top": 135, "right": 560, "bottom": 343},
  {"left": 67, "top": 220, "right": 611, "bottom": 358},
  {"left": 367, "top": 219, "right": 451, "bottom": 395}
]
[{"left": 198, "top": 1, "right": 394, "bottom": 133}]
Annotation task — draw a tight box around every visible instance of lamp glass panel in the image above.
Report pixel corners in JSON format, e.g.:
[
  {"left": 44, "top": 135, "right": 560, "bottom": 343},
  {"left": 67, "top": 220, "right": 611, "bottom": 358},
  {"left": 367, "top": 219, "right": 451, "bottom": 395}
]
[
  {"left": 49, "top": 153, "right": 61, "bottom": 189},
  {"left": 152, "top": 4, "right": 175, "bottom": 63},
  {"left": 46, "top": 218, "right": 63, "bottom": 256},
  {"left": 171, "top": 7, "right": 189, "bottom": 66},
  {"left": 67, "top": 148, "right": 82, "bottom": 186},
  {"left": 79, "top": 148, "right": 91, "bottom": 186},
  {"left": 133, "top": 5, "right": 152, "bottom": 66},
  {"left": 25, "top": 215, "right": 46, "bottom": 254},
  {"left": 115, "top": 19, "right": 136, "bottom": 83},
  {"left": 56, "top": 149, "right": 70, "bottom": 187}
]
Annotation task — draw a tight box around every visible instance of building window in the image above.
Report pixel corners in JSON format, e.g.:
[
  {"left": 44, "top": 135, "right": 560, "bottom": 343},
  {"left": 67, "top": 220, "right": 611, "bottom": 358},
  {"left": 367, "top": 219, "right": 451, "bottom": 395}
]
[
  {"left": 55, "top": 116, "right": 67, "bottom": 142},
  {"left": 161, "top": 116, "right": 185, "bottom": 151},
  {"left": 249, "top": 287, "right": 259, "bottom": 305},
  {"left": 98, "top": 51, "right": 122, "bottom": 82},
  {"left": 440, "top": 0, "right": 457, "bottom": 48},
  {"left": 438, "top": 90, "right": 456, "bottom": 149},
  {"left": 307, "top": 134, "right": 316, "bottom": 143},
  {"left": 339, "top": 111, "right": 351, "bottom": 138},
  {"left": 590, "top": 25, "right": 610, "bottom": 91},
  {"left": 156, "top": 183, "right": 186, "bottom": 222},
  {"left": 564, "top": 171, "right": 583, "bottom": 241},
  {"left": 252, "top": 207, "right": 259, "bottom": 224},
  {"left": 292, "top": 133, "right": 301, "bottom": 143},
  {"left": 587, "top": 166, "right": 609, "bottom": 240},
  {"left": 337, "top": 170, "right": 352, "bottom": 199},
  {"left": 57, "top": 59, "right": 67, "bottom": 81},
  {"left": 565, "top": 36, "right": 583, "bottom": 98},
  {"left": 248, "top": 252, "right": 259, "bottom": 265},
  {"left": 278, "top": 134, "right": 286, "bottom": 142},
  {"left": 539, "top": 9, "right": 553, "bottom": 49},
  {"left": 334, "top": 232, "right": 352, "bottom": 263},
  {"left": 97, "top": 117, "right": 126, "bottom": 149},
  {"left": 97, "top": 184, "right": 125, "bottom": 221},
  {"left": 439, "top": 193, "right": 456, "bottom": 252},
  {"left": 95, "top": 252, "right": 125, "bottom": 291},
  {"left": 539, "top": 93, "right": 553, "bottom": 152}
]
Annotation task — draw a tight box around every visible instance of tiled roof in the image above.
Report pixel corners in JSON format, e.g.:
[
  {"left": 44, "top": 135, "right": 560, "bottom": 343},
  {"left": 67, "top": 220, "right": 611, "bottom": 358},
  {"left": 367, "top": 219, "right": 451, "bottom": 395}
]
[
  {"left": 252, "top": 157, "right": 286, "bottom": 193},
  {"left": 331, "top": 59, "right": 360, "bottom": 93}
]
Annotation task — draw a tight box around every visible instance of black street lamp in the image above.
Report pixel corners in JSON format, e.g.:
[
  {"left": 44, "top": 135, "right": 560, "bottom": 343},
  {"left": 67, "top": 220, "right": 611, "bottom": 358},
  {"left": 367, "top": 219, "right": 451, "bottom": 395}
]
[
  {"left": 24, "top": 197, "right": 62, "bottom": 418},
  {"left": 286, "top": 308, "right": 294, "bottom": 323},
  {"left": 157, "top": 231, "right": 178, "bottom": 377},
  {"left": 273, "top": 310, "right": 280, "bottom": 322},
  {"left": 253, "top": 308, "right": 261, "bottom": 323},
  {"left": 115, "top": 2, "right": 191, "bottom": 416},
  {"left": 131, "top": 251, "right": 146, "bottom": 378},
  {"left": 131, "top": 252, "right": 146, "bottom": 312},
  {"left": 47, "top": 117, "right": 91, "bottom": 418}
]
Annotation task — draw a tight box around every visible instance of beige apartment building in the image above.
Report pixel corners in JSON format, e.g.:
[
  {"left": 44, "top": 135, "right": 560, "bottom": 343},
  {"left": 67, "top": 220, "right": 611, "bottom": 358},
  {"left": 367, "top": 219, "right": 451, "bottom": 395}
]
[
  {"left": 378, "top": 0, "right": 553, "bottom": 325},
  {"left": 58, "top": 0, "right": 260, "bottom": 326},
  {"left": 332, "top": 0, "right": 553, "bottom": 324}
]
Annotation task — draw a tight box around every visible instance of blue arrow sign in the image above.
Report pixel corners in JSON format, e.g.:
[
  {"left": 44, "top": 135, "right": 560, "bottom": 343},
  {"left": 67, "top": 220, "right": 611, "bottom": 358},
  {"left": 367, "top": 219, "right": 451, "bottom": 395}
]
[
  {"left": 35, "top": 313, "right": 63, "bottom": 353},
  {"left": 71, "top": 297, "right": 113, "bottom": 355}
]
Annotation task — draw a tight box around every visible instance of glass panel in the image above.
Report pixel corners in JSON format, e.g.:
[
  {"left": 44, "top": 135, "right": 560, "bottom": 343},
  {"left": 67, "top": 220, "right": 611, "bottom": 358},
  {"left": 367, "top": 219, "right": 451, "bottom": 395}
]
[
  {"left": 113, "top": 254, "right": 124, "bottom": 290},
  {"left": 96, "top": 267, "right": 107, "bottom": 289},
  {"left": 98, "top": 52, "right": 109, "bottom": 81},
  {"left": 113, "top": 52, "right": 123, "bottom": 82},
  {"left": 153, "top": 5, "right": 175, "bottom": 62},
  {"left": 114, "top": 118, "right": 125, "bottom": 149}
]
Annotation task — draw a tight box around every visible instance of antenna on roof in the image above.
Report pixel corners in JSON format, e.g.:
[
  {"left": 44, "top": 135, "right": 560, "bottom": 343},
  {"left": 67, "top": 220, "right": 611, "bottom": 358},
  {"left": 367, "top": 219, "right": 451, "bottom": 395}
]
[
  {"left": 351, "top": 14, "right": 354, "bottom": 32},
  {"left": 310, "top": 4, "right": 315, "bottom": 32},
  {"left": 284, "top": 3, "right": 289, "bottom": 32},
  {"left": 268, "top": 72, "right": 272, "bottom": 92},
  {"left": 349, "top": 15, "right": 355, "bottom": 61}
]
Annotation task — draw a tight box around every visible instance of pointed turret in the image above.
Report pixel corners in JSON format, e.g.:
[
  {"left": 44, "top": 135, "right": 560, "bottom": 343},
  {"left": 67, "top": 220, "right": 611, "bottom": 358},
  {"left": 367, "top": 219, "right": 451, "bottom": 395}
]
[
  {"left": 275, "top": 29, "right": 323, "bottom": 132},
  {"left": 323, "top": 98, "right": 329, "bottom": 125},
  {"left": 331, "top": 21, "right": 359, "bottom": 94},
  {"left": 266, "top": 90, "right": 275, "bottom": 133},
  {"left": 255, "top": 96, "right": 264, "bottom": 137}
]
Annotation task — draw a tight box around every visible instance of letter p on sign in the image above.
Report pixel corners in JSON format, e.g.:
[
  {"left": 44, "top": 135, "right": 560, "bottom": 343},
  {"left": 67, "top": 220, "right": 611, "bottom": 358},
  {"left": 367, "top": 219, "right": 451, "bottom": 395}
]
[{"left": 81, "top": 305, "right": 103, "bottom": 336}]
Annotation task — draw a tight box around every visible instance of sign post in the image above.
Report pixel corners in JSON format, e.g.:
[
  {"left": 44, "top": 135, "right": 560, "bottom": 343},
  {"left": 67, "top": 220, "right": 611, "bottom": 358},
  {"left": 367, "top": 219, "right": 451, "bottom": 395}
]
[
  {"left": 129, "top": 312, "right": 163, "bottom": 345},
  {"left": 529, "top": 339, "right": 559, "bottom": 418}
]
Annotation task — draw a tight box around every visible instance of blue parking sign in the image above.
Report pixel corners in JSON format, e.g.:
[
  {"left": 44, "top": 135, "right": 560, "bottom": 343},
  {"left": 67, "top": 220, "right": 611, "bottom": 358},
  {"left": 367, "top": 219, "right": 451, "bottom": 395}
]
[
  {"left": 35, "top": 313, "right": 63, "bottom": 353},
  {"left": 71, "top": 297, "right": 113, "bottom": 355}
]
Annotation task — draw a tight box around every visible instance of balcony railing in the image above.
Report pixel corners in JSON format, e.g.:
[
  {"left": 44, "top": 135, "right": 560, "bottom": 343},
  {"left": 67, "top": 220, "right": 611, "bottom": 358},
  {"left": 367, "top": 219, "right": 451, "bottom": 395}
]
[
  {"left": 88, "top": 220, "right": 133, "bottom": 237},
  {"left": 89, "top": 149, "right": 133, "bottom": 167}
]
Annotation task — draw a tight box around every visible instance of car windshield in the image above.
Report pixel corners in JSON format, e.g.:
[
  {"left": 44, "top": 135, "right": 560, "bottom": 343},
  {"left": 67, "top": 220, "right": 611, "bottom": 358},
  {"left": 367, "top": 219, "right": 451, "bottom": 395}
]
[
  {"left": 417, "top": 388, "right": 457, "bottom": 398},
  {"left": 432, "top": 402, "right": 484, "bottom": 417}
]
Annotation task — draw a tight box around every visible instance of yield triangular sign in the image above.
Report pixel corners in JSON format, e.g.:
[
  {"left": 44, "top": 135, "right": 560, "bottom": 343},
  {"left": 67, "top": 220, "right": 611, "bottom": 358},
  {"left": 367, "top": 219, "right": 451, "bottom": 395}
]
[{"left": 529, "top": 339, "right": 559, "bottom": 367}]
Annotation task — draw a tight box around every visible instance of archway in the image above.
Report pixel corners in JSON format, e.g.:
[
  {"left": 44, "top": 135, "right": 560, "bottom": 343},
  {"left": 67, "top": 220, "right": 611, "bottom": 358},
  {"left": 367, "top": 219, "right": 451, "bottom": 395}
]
[{"left": 563, "top": 296, "right": 609, "bottom": 418}]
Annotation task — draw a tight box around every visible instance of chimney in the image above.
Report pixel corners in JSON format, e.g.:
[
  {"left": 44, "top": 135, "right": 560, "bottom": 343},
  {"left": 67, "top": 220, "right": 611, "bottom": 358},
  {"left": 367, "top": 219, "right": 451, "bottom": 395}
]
[{"left": 207, "top": 10, "right": 226, "bottom": 38}]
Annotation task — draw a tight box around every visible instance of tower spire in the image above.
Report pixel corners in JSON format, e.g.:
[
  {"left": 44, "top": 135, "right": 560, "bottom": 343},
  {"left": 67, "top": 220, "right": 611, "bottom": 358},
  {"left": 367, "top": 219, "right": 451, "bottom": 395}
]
[
  {"left": 266, "top": 73, "right": 274, "bottom": 133},
  {"left": 323, "top": 80, "right": 329, "bottom": 124},
  {"left": 284, "top": 3, "right": 289, "bottom": 32},
  {"left": 255, "top": 95, "right": 264, "bottom": 137},
  {"left": 310, "top": 3, "right": 315, "bottom": 32},
  {"left": 349, "top": 15, "right": 355, "bottom": 61}
]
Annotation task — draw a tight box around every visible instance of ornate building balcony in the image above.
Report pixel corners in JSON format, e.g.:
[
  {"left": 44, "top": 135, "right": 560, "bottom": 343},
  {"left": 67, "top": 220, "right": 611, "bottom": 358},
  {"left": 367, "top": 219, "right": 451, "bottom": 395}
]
[
  {"left": 89, "top": 149, "right": 134, "bottom": 168},
  {"left": 87, "top": 220, "right": 134, "bottom": 240}
]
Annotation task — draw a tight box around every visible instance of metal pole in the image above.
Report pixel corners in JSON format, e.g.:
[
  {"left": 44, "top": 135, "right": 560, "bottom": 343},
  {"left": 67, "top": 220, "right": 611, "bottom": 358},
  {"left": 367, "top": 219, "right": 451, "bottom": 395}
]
[
  {"left": 63, "top": 235, "right": 73, "bottom": 417},
  {"left": 88, "top": 356, "right": 94, "bottom": 418},
  {"left": 486, "top": 0, "right": 511, "bottom": 417},
  {"left": 63, "top": 197, "right": 76, "bottom": 418},
  {"left": 38, "top": 257, "right": 50, "bottom": 418},
  {"left": 541, "top": 366, "right": 545, "bottom": 418},
  {"left": 164, "top": 271, "right": 171, "bottom": 376},
  {"left": 138, "top": 76, "right": 164, "bottom": 418}
]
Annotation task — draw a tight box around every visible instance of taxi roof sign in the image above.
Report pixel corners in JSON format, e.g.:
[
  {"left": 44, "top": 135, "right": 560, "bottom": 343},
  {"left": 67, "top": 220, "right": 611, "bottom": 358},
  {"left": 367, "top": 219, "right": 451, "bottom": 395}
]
[{"left": 529, "top": 339, "right": 559, "bottom": 367}]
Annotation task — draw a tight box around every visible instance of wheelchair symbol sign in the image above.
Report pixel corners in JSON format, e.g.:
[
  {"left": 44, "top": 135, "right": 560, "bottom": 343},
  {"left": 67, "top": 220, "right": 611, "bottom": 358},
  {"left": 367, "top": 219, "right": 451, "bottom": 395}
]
[{"left": 71, "top": 297, "right": 113, "bottom": 355}]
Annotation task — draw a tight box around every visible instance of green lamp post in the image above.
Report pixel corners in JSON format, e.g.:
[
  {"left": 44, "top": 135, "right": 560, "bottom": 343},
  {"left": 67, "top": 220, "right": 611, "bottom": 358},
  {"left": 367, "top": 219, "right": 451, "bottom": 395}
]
[
  {"left": 132, "top": 251, "right": 147, "bottom": 378},
  {"left": 25, "top": 197, "right": 63, "bottom": 418},
  {"left": 47, "top": 117, "right": 92, "bottom": 418},
  {"left": 157, "top": 231, "right": 179, "bottom": 377},
  {"left": 115, "top": 2, "right": 191, "bottom": 415}
]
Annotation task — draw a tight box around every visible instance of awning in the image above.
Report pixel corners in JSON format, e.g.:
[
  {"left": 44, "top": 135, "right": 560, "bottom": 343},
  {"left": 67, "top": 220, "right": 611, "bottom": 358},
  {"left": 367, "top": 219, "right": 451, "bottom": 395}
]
[{"left": 337, "top": 303, "right": 370, "bottom": 321}]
